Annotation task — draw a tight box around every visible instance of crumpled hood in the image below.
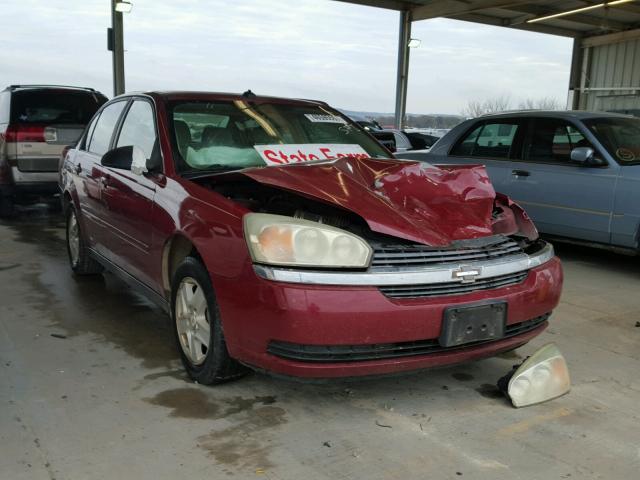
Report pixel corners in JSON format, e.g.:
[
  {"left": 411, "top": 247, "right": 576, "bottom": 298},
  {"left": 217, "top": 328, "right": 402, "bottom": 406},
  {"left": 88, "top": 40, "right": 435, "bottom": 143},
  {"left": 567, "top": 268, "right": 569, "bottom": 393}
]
[{"left": 239, "top": 157, "right": 497, "bottom": 246}]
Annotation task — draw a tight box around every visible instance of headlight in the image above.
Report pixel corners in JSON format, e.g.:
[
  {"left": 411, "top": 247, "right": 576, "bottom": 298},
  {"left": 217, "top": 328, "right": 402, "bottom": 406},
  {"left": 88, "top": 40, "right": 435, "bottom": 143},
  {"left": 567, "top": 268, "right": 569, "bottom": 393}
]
[
  {"left": 508, "top": 343, "right": 571, "bottom": 408},
  {"left": 244, "top": 213, "right": 372, "bottom": 268}
]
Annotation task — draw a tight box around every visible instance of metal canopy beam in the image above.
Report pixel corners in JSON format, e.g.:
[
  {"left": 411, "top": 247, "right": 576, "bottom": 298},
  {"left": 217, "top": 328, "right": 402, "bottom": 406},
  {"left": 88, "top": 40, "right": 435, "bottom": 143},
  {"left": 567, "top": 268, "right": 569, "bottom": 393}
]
[
  {"left": 455, "top": 12, "right": 581, "bottom": 37},
  {"left": 505, "top": 5, "right": 628, "bottom": 31},
  {"left": 411, "top": 1, "right": 533, "bottom": 21}
]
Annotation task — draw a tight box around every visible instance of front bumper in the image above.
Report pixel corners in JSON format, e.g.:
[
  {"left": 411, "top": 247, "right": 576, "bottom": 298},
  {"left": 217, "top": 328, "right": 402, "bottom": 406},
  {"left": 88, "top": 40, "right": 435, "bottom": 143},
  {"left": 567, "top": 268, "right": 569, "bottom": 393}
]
[{"left": 217, "top": 248, "right": 563, "bottom": 379}]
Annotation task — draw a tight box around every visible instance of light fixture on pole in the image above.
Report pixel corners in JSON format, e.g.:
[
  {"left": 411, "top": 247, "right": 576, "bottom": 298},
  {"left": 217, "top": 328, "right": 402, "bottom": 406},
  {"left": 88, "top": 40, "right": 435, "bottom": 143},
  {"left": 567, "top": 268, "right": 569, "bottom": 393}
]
[
  {"left": 408, "top": 38, "right": 421, "bottom": 48},
  {"left": 115, "top": 0, "right": 133, "bottom": 13}
]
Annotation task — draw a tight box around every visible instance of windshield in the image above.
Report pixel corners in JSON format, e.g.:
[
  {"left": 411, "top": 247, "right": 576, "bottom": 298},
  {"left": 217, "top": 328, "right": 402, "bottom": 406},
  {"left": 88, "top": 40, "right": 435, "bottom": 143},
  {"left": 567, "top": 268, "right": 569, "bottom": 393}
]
[
  {"left": 584, "top": 117, "right": 640, "bottom": 165},
  {"left": 169, "top": 100, "right": 390, "bottom": 173}
]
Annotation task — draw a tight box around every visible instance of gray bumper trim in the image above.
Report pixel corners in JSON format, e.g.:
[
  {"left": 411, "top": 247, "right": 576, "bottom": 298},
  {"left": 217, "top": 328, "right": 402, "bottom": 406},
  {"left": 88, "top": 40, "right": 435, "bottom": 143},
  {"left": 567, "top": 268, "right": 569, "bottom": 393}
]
[{"left": 253, "top": 242, "right": 555, "bottom": 286}]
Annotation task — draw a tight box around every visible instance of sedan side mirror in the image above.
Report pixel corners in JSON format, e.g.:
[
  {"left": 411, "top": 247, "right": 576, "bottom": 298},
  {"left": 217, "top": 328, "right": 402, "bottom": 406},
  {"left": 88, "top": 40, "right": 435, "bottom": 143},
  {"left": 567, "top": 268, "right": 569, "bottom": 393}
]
[
  {"left": 570, "top": 146, "right": 595, "bottom": 165},
  {"left": 101, "top": 145, "right": 148, "bottom": 175}
]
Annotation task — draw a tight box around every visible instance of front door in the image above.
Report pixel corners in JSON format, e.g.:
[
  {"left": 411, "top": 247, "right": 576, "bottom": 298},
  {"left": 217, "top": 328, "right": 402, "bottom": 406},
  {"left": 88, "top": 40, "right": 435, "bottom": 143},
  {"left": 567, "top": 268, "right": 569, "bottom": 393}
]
[
  {"left": 99, "top": 99, "right": 162, "bottom": 290},
  {"left": 505, "top": 117, "right": 618, "bottom": 243}
]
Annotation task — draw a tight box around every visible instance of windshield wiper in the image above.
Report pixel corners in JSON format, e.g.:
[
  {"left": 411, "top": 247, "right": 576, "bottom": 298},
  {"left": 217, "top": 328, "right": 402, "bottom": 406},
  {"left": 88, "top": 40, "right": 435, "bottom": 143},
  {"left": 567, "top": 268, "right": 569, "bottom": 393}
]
[{"left": 181, "top": 166, "right": 245, "bottom": 179}]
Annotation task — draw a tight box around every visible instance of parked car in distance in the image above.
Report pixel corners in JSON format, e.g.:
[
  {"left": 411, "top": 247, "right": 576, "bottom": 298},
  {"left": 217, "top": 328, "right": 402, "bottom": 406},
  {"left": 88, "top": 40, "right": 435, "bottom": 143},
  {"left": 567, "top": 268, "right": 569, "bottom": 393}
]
[
  {"left": 370, "top": 128, "right": 438, "bottom": 153},
  {"left": 398, "top": 111, "right": 640, "bottom": 254},
  {"left": 0, "top": 85, "right": 107, "bottom": 216},
  {"left": 60, "top": 91, "right": 562, "bottom": 384}
]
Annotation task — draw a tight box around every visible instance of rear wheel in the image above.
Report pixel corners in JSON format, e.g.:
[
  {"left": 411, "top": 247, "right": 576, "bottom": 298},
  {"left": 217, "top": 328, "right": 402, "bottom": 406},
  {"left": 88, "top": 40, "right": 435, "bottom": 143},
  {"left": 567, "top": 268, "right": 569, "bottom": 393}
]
[
  {"left": 66, "top": 205, "right": 103, "bottom": 275},
  {"left": 0, "top": 195, "right": 15, "bottom": 218},
  {"left": 171, "top": 257, "right": 247, "bottom": 384}
]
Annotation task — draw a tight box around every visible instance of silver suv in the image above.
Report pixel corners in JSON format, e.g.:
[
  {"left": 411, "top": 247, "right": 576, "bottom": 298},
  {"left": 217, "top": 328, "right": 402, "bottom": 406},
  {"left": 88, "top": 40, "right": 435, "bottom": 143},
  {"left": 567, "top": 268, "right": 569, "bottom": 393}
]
[{"left": 0, "top": 85, "right": 107, "bottom": 215}]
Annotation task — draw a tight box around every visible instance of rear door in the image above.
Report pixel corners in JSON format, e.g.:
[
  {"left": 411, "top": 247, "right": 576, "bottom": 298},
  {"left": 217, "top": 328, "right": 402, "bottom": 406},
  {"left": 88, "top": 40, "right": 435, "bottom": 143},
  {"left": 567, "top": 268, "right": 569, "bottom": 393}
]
[
  {"left": 504, "top": 117, "right": 617, "bottom": 243},
  {"left": 100, "top": 98, "right": 162, "bottom": 289},
  {"left": 72, "top": 100, "right": 128, "bottom": 256},
  {"left": 444, "top": 118, "right": 526, "bottom": 195}
]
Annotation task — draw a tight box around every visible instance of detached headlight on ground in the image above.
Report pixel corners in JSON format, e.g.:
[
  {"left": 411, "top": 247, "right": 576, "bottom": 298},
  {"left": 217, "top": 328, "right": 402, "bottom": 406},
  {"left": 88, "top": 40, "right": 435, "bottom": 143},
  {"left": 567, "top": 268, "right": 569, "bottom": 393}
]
[
  {"left": 508, "top": 343, "right": 571, "bottom": 408},
  {"left": 244, "top": 213, "right": 372, "bottom": 268}
]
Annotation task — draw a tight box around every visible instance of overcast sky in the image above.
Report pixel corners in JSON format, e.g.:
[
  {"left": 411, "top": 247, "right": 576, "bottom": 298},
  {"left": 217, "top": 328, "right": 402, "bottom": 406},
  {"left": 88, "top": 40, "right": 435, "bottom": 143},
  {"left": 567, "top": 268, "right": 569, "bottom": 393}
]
[{"left": 0, "top": 0, "right": 574, "bottom": 115}]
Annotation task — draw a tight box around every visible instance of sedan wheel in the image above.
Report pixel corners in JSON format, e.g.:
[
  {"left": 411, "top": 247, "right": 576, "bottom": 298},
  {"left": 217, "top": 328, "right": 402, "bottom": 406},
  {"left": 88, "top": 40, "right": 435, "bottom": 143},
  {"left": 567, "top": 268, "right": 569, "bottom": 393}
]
[
  {"left": 67, "top": 210, "right": 80, "bottom": 267},
  {"left": 175, "top": 277, "right": 211, "bottom": 365},
  {"left": 171, "top": 256, "right": 246, "bottom": 384}
]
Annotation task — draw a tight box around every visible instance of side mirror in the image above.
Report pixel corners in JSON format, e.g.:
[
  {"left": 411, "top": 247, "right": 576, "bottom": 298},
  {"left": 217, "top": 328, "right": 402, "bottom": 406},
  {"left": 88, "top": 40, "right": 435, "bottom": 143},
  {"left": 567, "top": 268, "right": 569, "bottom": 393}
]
[
  {"left": 570, "top": 146, "right": 595, "bottom": 165},
  {"left": 101, "top": 145, "right": 148, "bottom": 175}
]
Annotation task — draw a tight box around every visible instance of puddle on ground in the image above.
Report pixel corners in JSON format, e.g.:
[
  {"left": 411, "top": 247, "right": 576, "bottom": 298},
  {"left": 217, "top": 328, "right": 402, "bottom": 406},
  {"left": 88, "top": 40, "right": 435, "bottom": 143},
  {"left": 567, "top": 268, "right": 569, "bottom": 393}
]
[
  {"left": 452, "top": 372, "right": 474, "bottom": 382},
  {"left": 144, "top": 387, "right": 277, "bottom": 420},
  {"left": 197, "top": 405, "right": 286, "bottom": 469},
  {"left": 2, "top": 213, "right": 178, "bottom": 370},
  {"left": 144, "top": 386, "right": 285, "bottom": 470}
]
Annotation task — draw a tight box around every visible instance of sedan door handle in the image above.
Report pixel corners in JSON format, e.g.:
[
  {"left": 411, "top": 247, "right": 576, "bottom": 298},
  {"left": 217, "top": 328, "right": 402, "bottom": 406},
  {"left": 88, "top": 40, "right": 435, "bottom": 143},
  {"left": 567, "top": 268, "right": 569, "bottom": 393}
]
[
  {"left": 75, "top": 163, "right": 82, "bottom": 175},
  {"left": 512, "top": 169, "right": 530, "bottom": 177}
]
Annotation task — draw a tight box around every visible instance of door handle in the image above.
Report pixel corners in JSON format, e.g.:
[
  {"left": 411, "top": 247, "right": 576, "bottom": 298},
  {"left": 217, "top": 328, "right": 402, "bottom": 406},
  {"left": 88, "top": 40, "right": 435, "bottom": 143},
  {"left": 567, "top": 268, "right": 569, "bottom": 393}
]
[
  {"left": 512, "top": 169, "right": 530, "bottom": 177},
  {"left": 75, "top": 163, "right": 82, "bottom": 175}
]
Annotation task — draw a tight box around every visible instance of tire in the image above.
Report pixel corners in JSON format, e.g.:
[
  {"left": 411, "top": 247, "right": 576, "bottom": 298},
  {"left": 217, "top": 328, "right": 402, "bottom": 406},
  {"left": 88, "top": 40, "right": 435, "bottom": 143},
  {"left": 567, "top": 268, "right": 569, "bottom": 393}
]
[
  {"left": 171, "top": 256, "right": 247, "bottom": 385},
  {"left": 66, "top": 205, "right": 103, "bottom": 275},
  {"left": 0, "top": 195, "right": 15, "bottom": 218}
]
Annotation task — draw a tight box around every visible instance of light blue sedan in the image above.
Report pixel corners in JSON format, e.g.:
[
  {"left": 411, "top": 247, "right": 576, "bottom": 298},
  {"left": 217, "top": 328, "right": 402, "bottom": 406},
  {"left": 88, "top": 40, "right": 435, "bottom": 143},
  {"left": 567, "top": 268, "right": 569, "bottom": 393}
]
[{"left": 398, "top": 111, "right": 640, "bottom": 253}]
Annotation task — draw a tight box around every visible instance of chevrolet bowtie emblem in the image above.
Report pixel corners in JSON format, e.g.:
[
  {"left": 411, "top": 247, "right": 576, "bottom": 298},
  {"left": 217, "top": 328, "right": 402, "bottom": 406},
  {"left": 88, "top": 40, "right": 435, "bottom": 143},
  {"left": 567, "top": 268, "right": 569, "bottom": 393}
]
[{"left": 452, "top": 266, "right": 482, "bottom": 283}]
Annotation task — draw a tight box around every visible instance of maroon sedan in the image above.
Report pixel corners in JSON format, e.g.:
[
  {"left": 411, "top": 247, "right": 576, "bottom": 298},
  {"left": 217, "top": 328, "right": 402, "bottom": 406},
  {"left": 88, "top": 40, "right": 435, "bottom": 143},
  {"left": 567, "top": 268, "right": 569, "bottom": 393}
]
[{"left": 60, "top": 91, "right": 562, "bottom": 384}]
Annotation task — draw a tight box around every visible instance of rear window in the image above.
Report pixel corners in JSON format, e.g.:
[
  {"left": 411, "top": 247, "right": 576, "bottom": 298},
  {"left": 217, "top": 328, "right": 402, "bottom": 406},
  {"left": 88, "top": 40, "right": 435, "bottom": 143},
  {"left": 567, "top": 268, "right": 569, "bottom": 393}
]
[{"left": 10, "top": 90, "right": 105, "bottom": 125}]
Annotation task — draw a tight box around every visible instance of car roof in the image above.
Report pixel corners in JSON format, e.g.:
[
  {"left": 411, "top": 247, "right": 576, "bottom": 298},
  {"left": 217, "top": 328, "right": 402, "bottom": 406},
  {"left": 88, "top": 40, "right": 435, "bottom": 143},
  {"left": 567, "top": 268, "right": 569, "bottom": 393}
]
[
  {"left": 4, "top": 84, "right": 100, "bottom": 94},
  {"left": 118, "top": 90, "right": 328, "bottom": 107},
  {"left": 475, "top": 110, "right": 633, "bottom": 121}
]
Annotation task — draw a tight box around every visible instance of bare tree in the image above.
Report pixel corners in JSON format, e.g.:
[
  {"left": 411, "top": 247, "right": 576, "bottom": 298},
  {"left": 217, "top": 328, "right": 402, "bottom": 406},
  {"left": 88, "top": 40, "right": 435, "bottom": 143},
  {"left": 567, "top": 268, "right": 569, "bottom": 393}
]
[
  {"left": 517, "top": 96, "right": 562, "bottom": 110},
  {"left": 461, "top": 96, "right": 512, "bottom": 118}
]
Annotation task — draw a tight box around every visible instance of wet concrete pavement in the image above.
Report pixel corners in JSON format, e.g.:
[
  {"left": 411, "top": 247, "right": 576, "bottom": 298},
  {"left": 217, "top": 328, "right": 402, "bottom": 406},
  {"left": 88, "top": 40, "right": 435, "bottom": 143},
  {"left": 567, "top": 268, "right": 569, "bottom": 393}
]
[{"left": 1, "top": 208, "right": 639, "bottom": 479}]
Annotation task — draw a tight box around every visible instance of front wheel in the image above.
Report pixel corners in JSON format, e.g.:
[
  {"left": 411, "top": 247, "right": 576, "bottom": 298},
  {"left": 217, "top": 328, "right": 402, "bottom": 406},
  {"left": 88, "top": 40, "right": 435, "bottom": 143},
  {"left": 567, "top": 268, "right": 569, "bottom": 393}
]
[{"left": 171, "top": 256, "right": 247, "bottom": 384}]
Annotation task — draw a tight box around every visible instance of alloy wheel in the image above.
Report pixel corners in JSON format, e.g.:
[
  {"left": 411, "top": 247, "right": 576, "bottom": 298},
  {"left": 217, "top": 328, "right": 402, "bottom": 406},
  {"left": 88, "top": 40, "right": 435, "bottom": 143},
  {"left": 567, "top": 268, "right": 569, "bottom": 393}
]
[{"left": 175, "top": 277, "right": 211, "bottom": 365}]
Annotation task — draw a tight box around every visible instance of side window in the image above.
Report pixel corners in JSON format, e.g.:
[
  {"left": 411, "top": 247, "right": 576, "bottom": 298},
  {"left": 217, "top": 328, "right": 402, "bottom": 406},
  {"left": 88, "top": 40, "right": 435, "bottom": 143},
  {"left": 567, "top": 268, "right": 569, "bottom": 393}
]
[
  {"left": 529, "top": 119, "right": 591, "bottom": 164},
  {"left": 452, "top": 121, "right": 520, "bottom": 159},
  {"left": 0, "top": 92, "right": 10, "bottom": 123},
  {"left": 451, "top": 124, "right": 482, "bottom": 156},
  {"left": 88, "top": 101, "right": 126, "bottom": 156},
  {"left": 116, "top": 100, "right": 157, "bottom": 159},
  {"left": 82, "top": 113, "right": 101, "bottom": 151}
]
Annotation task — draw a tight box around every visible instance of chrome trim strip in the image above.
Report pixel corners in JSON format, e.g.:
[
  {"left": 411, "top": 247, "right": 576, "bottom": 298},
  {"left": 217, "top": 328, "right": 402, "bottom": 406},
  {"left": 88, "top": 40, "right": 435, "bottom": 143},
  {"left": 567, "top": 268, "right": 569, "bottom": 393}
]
[{"left": 253, "top": 242, "right": 555, "bottom": 286}]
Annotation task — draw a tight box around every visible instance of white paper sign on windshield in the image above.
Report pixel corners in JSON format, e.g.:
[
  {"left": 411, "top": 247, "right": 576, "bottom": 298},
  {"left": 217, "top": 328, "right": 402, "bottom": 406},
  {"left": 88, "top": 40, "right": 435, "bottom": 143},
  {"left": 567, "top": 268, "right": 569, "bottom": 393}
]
[{"left": 254, "top": 144, "right": 369, "bottom": 165}]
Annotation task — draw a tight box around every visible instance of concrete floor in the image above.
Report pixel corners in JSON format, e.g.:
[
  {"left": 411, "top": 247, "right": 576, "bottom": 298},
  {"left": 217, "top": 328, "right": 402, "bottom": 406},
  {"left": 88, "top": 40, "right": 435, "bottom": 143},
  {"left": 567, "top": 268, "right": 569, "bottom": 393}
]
[{"left": 1, "top": 207, "right": 639, "bottom": 480}]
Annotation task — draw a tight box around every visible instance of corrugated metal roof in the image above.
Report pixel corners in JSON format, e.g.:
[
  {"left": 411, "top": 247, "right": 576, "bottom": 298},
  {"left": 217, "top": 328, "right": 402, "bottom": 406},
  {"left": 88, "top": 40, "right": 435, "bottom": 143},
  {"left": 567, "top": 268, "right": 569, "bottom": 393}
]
[{"left": 333, "top": 1, "right": 640, "bottom": 38}]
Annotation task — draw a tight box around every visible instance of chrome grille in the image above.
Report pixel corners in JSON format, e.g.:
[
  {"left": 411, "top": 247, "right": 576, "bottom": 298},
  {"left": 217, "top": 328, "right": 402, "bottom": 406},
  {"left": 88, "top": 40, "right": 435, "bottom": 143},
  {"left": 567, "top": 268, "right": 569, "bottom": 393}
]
[
  {"left": 371, "top": 236, "right": 523, "bottom": 268},
  {"left": 379, "top": 271, "right": 528, "bottom": 299}
]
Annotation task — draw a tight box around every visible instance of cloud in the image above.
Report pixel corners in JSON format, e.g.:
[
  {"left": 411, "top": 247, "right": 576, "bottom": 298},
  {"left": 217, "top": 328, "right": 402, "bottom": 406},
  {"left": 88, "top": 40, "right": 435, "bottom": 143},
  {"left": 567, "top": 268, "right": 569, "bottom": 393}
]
[{"left": 0, "top": 0, "right": 572, "bottom": 114}]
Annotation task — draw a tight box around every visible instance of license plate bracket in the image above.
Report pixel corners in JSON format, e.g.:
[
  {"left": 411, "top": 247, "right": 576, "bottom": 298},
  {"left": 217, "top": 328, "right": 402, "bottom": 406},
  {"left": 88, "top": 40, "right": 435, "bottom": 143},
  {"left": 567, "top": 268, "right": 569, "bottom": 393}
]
[{"left": 439, "top": 302, "right": 507, "bottom": 348}]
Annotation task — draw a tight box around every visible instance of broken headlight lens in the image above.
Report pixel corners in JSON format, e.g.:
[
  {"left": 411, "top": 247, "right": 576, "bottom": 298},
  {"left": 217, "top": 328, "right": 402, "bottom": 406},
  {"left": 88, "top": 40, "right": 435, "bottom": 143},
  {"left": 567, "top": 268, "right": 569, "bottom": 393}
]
[
  {"left": 244, "top": 213, "right": 372, "bottom": 268},
  {"left": 508, "top": 343, "right": 571, "bottom": 407}
]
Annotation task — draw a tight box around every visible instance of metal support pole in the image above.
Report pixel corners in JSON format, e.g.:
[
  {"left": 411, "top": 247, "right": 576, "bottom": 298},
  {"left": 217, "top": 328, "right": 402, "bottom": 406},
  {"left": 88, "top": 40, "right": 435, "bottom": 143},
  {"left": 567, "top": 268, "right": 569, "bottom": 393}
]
[
  {"left": 394, "top": 10, "right": 411, "bottom": 129},
  {"left": 567, "top": 37, "right": 583, "bottom": 110},
  {"left": 111, "top": 0, "right": 125, "bottom": 96}
]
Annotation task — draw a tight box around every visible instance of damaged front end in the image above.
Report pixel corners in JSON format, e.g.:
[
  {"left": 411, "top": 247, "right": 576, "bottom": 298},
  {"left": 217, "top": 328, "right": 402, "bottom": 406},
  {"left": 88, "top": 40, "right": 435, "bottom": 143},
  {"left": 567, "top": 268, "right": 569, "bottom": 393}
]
[
  {"left": 191, "top": 156, "right": 562, "bottom": 378},
  {"left": 198, "top": 158, "right": 552, "bottom": 290}
]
